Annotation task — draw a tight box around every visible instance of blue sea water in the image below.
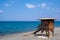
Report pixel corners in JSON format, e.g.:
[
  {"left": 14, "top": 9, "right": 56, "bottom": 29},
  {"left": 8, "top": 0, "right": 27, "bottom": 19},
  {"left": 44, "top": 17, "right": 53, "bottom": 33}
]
[{"left": 0, "top": 21, "right": 60, "bottom": 34}]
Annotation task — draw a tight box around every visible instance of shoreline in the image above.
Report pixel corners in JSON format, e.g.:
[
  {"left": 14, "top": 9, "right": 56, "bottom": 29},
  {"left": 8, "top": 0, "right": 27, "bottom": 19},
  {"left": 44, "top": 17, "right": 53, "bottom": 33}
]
[
  {"left": 0, "top": 27, "right": 60, "bottom": 35},
  {"left": 0, "top": 27, "right": 60, "bottom": 40}
]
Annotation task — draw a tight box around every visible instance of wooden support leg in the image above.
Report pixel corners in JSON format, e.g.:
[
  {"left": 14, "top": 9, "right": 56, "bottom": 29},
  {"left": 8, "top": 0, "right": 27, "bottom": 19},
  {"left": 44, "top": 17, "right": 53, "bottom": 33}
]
[
  {"left": 51, "top": 30, "right": 54, "bottom": 36},
  {"left": 41, "top": 30, "right": 44, "bottom": 33},
  {"left": 47, "top": 31, "right": 50, "bottom": 38},
  {"left": 33, "top": 29, "right": 41, "bottom": 34},
  {"left": 46, "top": 31, "right": 48, "bottom": 36}
]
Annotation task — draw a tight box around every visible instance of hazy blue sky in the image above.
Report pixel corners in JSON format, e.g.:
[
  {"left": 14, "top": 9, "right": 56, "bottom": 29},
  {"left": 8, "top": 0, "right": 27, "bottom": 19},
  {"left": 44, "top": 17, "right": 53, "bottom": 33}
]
[{"left": 0, "top": 0, "right": 60, "bottom": 21}]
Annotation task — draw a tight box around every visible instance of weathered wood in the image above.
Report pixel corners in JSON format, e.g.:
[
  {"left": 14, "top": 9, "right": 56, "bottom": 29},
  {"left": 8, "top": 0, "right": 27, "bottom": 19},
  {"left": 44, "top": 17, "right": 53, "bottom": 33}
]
[{"left": 33, "top": 18, "right": 55, "bottom": 38}]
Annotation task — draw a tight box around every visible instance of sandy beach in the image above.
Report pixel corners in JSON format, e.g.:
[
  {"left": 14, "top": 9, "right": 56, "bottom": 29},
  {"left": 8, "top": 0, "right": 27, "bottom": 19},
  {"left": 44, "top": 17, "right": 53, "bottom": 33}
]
[{"left": 0, "top": 27, "right": 60, "bottom": 40}]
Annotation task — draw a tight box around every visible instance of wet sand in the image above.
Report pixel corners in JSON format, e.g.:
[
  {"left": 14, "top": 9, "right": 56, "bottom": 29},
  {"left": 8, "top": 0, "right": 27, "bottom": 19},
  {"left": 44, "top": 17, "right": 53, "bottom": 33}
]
[{"left": 0, "top": 27, "right": 60, "bottom": 40}]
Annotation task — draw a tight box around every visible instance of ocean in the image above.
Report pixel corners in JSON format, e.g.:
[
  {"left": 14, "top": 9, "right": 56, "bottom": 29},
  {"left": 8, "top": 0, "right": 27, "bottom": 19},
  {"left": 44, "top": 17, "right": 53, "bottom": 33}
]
[{"left": 0, "top": 21, "right": 60, "bottom": 34}]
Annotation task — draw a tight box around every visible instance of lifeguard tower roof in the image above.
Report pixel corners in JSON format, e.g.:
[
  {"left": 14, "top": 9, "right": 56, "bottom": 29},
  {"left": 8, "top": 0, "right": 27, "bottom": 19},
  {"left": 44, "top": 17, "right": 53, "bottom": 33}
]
[{"left": 38, "top": 18, "right": 56, "bottom": 20}]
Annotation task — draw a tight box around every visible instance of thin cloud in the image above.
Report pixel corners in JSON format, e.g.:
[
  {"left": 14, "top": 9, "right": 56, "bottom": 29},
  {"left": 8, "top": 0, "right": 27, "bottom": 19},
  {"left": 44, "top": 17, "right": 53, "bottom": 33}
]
[
  {"left": 4, "top": 3, "right": 10, "bottom": 7},
  {"left": 25, "top": 3, "right": 47, "bottom": 8},
  {"left": 25, "top": 4, "right": 36, "bottom": 8},
  {"left": 0, "top": 10, "right": 4, "bottom": 13},
  {"left": 41, "top": 3, "right": 46, "bottom": 7}
]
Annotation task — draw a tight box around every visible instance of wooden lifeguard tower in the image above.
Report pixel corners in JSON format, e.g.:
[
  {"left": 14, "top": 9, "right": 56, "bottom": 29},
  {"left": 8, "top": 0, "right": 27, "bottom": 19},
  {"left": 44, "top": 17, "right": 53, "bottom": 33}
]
[{"left": 33, "top": 18, "right": 55, "bottom": 38}]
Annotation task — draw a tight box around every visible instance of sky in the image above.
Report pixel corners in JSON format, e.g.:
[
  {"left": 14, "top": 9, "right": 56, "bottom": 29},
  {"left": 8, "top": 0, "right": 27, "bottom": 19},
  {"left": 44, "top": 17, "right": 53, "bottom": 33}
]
[{"left": 0, "top": 0, "right": 60, "bottom": 21}]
